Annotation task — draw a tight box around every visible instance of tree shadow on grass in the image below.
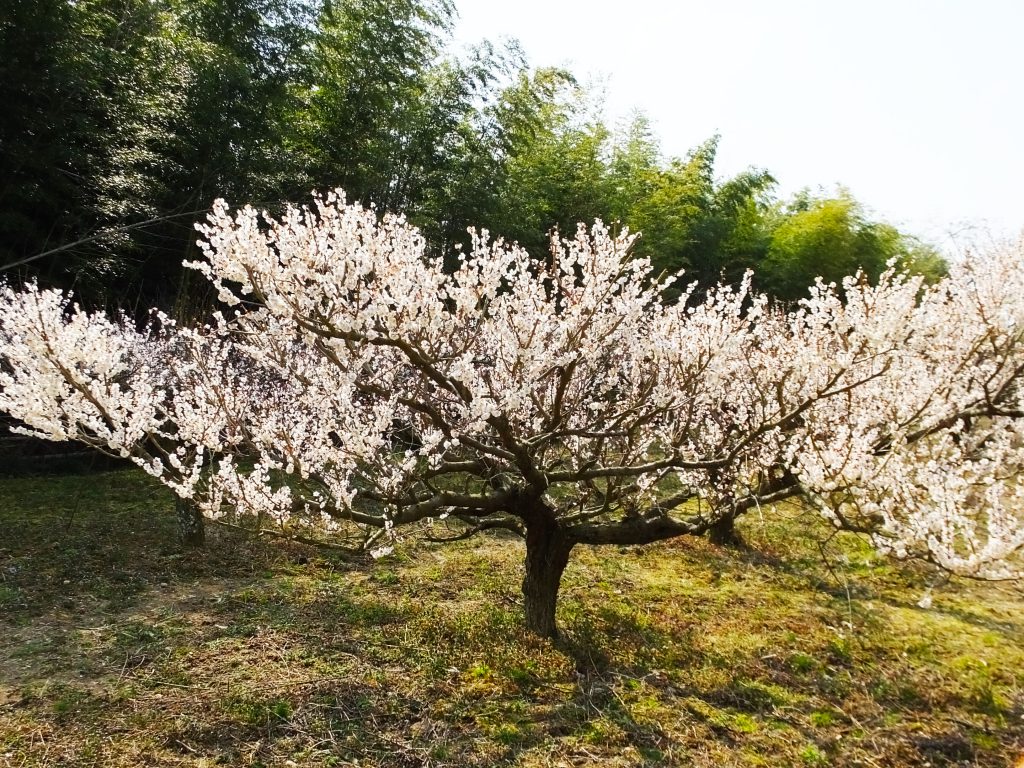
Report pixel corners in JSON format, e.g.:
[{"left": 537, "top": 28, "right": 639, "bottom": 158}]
[
  {"left": 875, "top": 593, "right": 1024, "bottom": 643},
  {"left": 559, "top": 602, "right": 697, "bottom": 678},
  {"left": 162, "top": 680, "right": 443, "bottom": 767},
  {"left": 688, "top": 521, "right": 1024, "bottom": 651},
  {"left": 4, "top": 474, "right": 1022, "bottom": 767},
  {"left": 0, "top": 469, "right": 367, "bottom": 620},
  {"left": 549, "top": 674, "right": 675, "bottom": 764}
]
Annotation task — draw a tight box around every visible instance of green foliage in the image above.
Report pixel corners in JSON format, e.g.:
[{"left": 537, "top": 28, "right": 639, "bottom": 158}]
[
  {"left": 150, "top": 0, "right": 318, "bottom": 314},
  {"left": 298, "top": 0, "right": 456, "bottom": 206},
  {"left": 0, "top": 0, "right": 945, "bottom": 311},
  {"left": 626, "top": 135, "right": 777, "bottom": 295},
  {"left": 490, "top": 83, "right": 613, "bottom": 256},
  {"left": 760, "top": 190, "right": 946, "bottom": 300},
  {"left": 0, "top": 0, "right": 316, "bottom": 309},
  {"left": 0, "top": 0, "right": 173, "bottom": 296},
  {"left": 800, "top": 743, "right": 830, "bottom": 765}
]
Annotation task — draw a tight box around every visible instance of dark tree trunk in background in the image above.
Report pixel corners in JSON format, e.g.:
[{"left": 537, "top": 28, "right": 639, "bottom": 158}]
[
  {"left": 708, "top": 513, "right": 742, "bottom": 548},
  {"left": 522, "top": 519, "right": 573, "bottom": 638},
  {"left": 176, "top": 497, "right": 205, "bottom": 547}
]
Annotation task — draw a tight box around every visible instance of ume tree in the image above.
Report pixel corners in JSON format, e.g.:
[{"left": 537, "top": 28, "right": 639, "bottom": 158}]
[{"left": 2, "top": 192, "right": 1022, "bottom": 636}]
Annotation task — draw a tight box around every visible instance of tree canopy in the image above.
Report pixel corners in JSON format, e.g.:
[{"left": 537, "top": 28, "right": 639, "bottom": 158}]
[
  {"left": 760, "top": 191, "right": 947, "bottom": 300},
  {"left": 1, "top": 0, "right": 944, "bottom": 311},
  {"left": 1, "top": 194, "right": 1019, "bottom": 637}
]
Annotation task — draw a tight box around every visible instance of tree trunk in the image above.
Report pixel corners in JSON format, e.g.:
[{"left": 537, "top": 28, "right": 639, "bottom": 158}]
[
  {"left": 176, "top": 497, "right": 205, "bottom": 547},
  {"left": 522, "top": 520, "right": 573, "bottom": 638},
  {"left": 708, "top": 514, "right": 743, "bottom": 548}
]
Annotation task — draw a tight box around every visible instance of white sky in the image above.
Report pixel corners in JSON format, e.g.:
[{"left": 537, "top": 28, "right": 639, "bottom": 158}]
[{"left": 452, "top": 0, "right": 1023, "bottom": 251}]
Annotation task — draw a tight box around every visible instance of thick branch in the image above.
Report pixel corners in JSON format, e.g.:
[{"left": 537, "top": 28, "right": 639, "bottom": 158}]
[{"left": 568, "top": 511, "right": 714, "bottom": 546}]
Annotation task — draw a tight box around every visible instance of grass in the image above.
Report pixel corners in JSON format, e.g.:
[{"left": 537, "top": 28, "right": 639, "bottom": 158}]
[{"left": 0, "top": 468, "right": 1022, "bottom": 767}]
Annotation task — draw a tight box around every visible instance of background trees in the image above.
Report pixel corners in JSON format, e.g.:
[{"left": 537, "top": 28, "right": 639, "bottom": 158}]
[
  {"left": 0, "top": 0, "right": 944, "bottom": 312},
  {"left": 760, "top": 191, "right": 947, "bottom": 300},
  {"left": 623, "top": 135, "right": 776, "bottom": 298},
  {"left": 0, "top": 0, "right": 177, "bottom": 301},
  {"left": 0, "top": 0, "right": 315, "bottom": 310},
  {"left": 296, "top": 0, "right": 457, "bottom": 210}
]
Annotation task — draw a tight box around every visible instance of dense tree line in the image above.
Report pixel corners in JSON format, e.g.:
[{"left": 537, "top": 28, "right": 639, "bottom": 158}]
[{"left": 0, "top": 0, "right": 944, "bottom": 313}]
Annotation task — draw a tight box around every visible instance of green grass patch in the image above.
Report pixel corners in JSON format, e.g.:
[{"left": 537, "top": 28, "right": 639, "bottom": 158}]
[{"left": 0, "top": 468, "right": 1022, "bottom": 766}]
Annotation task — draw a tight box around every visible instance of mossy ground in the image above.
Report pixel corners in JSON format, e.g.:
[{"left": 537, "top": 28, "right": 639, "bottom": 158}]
[{"left": 0, "top": 469, "right": 1021, "bottom": 766}]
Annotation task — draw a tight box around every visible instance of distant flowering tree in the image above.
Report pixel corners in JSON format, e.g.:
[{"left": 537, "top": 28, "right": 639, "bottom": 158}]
[{"left": 1, "top": 191, "right": 1022, "bottom": 636}]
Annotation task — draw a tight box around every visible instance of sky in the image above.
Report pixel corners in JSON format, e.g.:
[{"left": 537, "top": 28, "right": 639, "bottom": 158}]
[{"left": 452, "top": 0, "right": 1023, "bottom": 252}]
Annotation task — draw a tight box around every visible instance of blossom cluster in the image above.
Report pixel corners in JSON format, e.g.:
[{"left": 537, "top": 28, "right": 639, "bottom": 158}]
[{"left": 1, "top": 191, "right": 1021, "bottom": 577}]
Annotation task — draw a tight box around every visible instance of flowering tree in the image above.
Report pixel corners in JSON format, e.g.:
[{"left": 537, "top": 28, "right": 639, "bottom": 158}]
[{"left": 2, "top": 192, "right": 1022, "bottom": 637}]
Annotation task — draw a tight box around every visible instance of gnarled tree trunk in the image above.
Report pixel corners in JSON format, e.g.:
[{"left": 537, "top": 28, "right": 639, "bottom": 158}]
[
  {"left": 176, "top": 497, "right": 205, "bottom": 547},
  {"left": 522, "top": 519, "right": 573, "bottom": 638},
  {"left": 708, "top": 513, "right": 743, "bottom": 547}
]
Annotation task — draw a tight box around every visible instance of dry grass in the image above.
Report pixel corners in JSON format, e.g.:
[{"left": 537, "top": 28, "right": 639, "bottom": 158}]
[{"left": 0, "top": 468, "right": 1022, "bottom": 767}]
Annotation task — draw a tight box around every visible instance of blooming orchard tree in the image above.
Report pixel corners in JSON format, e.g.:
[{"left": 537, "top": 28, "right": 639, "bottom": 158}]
[{"left": 2, "top": 191, "right": 1023, "bottom": 636}]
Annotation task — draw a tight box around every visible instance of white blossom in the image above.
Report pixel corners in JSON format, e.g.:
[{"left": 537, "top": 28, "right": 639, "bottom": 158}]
[{"left": 0, "top": 192, "right": 1021, "bottom": 580}]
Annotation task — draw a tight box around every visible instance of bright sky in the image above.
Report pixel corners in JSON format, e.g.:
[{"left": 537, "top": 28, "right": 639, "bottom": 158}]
[{"left": 453, "top": 0, "right": 1023, "bottom": 252}]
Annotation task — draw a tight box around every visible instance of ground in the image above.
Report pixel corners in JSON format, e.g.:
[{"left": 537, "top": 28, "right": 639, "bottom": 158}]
[{"left": 0, "top": 469, "right": 1022, "bottom": 767}]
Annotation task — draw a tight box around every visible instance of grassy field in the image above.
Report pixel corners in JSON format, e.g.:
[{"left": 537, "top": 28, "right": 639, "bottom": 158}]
[{"left": 0, "top": 469, "right": 1021, "bottom": 767}]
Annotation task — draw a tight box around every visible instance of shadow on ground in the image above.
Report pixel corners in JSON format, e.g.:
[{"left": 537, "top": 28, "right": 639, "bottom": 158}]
[{"left": 1, "top": 469, "right": 1022, "bottom": 767}]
